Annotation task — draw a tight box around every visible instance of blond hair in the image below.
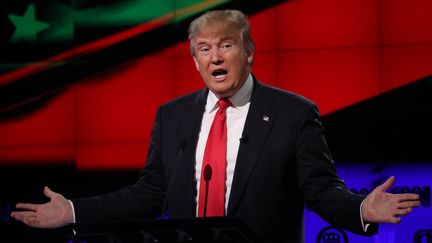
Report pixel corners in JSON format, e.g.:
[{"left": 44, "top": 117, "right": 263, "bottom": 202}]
[{"left": 188, "top": 9, "right": 255, "bottom": 56}]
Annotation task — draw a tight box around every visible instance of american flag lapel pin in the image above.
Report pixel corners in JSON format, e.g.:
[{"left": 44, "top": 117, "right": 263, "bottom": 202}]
[{"left": 262, "top": 115, "right": 270, "bottom": 122}]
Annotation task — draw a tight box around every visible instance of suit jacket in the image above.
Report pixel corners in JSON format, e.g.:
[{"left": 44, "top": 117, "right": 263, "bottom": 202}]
[{"left": 73, "top": 79, "right": 376, "bottom": 243}]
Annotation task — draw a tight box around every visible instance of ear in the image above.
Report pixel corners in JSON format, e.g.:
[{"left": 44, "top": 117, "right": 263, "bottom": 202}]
[
  {"left": 247, "top": 53, "right": 254, "bottom": 64},
  {"left": 193, "top": 56, "right": 200, "bottom": 71}
]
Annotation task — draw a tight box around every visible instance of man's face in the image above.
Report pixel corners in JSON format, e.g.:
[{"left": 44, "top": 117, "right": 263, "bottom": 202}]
[{"left": 192, "top": 29, "right": 252, "bottom": 98}]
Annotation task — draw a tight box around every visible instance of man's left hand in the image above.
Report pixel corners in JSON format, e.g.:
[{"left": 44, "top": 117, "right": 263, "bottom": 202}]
[{"left": 362, "top": 176, "right": 421, "bottom": 224}]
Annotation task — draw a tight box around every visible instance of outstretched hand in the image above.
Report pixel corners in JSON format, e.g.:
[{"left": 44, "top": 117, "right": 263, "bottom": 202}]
[
  {"left": 362, "top": 176, "right": 420, "bottom": 224},
  {"left": 10, "top": 186, "right": 74, "bottom": 228}
]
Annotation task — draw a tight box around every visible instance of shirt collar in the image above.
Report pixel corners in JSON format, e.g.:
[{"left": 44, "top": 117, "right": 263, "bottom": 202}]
[{"left": 205, "top": 73, "right": 254, "bottom": 113}]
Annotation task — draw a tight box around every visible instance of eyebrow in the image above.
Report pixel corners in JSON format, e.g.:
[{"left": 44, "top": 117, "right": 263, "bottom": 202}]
[{"left": 195, "top": 37, "right": 236, "bottom": 46}]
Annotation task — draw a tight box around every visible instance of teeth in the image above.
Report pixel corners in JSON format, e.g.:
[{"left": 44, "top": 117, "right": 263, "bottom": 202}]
[{"left": 215, "top": 74, "right": 226, "bottom": 79}]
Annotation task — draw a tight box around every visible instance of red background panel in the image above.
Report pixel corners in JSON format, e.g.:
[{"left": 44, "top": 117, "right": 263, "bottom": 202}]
[
  {"left": 381, "top": 0, "right": 432, "bottom": 44},
  {"left": 74, "top": 54, "right": 175, "bottom": 169},
  {"left": 173, "top": 40, "right": 192, "bottom": 56},
  {"left": 1, "top": 0, "right": 431, "bottom": 169},
  {"left": 0, "top": 90, "right": 75, "bottom": 146},
  {"left": 251, "top": 52, "right": 278, "bottom": 86},
  {"left": 174, "top": 52, "right": 206, "bottom": 96},
  {"left": 75, "top": 54, "right": 175, "bottom": 143},
  {"left": 381, "top": 43, "right": 432, "bottom": 91},
  {"left": 277, "top": 47, "right": 381, "bottom": 115},
  {"left": 0, "top": 146, "right": 74, "bottom": 164},
  {"left": 0, "top": 90, "right": 75, "bottom": 163},
  {"left": 276, "top": 0, "right": 379, "bottom": 49},
  {"left": 249, "top": 7, "right": 277, "bottom": 52},
  {"left": 76, "top": 143, "right": 148, "bottom": 170}
]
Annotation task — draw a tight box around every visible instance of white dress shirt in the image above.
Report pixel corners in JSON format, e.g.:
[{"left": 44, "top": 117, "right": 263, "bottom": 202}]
[
  {"left": 69, "top": 75, "right": 254, "bottom": 223},
  {"left": 195, "top": 74, "right": 253, "bottom": 215},
  {"left": 70, "top": 73, "right": 368, "bottom": 232}
]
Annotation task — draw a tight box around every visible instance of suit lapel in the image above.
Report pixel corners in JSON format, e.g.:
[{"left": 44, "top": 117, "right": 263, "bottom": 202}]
[
  {"left": 227, "top": 81, "right": 276, "bottom": 214},
  {"left": 171, "top": 89, "right": 207, "bottom": 218}
]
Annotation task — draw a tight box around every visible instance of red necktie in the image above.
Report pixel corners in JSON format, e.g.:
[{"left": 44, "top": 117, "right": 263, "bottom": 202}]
[{"left": 198, "top": 98, "right": 231, "bottom": 217}]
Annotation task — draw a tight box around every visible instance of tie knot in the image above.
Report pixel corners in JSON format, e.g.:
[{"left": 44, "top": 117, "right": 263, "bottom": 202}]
[{"left": 217, "top": 98, "right": 231, "bottom": 111}]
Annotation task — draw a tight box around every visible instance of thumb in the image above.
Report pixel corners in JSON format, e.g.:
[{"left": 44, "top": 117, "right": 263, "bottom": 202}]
[
  {"left": 377, "top": 176, "right": 395, "bottom": 193},
  {"left": 43, "top": 186, "right": 56, "bottom": 199}
]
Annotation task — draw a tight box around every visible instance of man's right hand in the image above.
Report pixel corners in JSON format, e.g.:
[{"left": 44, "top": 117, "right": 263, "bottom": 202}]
[{"left": 10, "top": 186, "right": 74, "bottom": 228}]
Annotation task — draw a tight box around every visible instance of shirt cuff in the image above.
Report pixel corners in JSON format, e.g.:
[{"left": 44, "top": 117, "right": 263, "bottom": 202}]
[
  {"left": 360, "top": 199, "right": 370, "bottom": 232},
  {"left": 68, "top": 200, "right": 76, "bottom": 223}
]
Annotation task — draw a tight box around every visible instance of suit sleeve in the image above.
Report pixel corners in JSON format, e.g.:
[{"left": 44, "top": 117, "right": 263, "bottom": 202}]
[
  {"left": 296, "top": 104, "right": 377, "bottom": 235},
  {"left": 72, "top": 107, "right": 166, "bottom": 223}
]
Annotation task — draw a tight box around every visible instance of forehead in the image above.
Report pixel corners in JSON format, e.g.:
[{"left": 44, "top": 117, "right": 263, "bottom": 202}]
[
  {"left": 193, "top": 24, "right": 240, "bottom": 43},
  {"left": 195, "top": 32, "right": 238, "bottom": 44}
]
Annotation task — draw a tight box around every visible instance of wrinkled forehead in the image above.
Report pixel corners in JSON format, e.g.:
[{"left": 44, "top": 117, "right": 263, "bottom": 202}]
[{"left": 192, "top": 22, "right": 242, "bottom": 43}]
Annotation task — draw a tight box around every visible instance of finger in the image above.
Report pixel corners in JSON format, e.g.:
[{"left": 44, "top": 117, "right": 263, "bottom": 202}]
[
  {"left": 44, "top": 186, "right": 56, "bottom": 199},
  {"left": 397, "top": 193, "right": 420, "bottom": 202},
  {"left": 11, "top": 213, "right": 37, "bottom": 223},
  {"left": 398, "top": 200, "right": 421, "bottom": 209},
  {"left": 394, "top": 208, "right": 412, "bottom": 216},
  {"left": 381, "top": 216, "right": 402, "bottom": 224},
  {"left": 391, "top": 216, "right": 401, "bottom": 224},
  {"left": 15, "top": 203, "right": 38, "bottom": 211},
  {"left": 377, "top": 176, "right": 395, "bottom": 193},
  {"left": 11, "top": 211, "right": 37, "bottom": 218}
]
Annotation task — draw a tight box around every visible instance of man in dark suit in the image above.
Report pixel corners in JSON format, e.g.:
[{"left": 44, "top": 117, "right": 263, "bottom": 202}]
[{"left": 11, "top": 10, "right": 420, "bottom": 243}]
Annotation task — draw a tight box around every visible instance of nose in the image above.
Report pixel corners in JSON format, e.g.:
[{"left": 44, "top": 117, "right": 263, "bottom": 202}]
[{"left": 210, "top": 48, "right": 223, "bottom": 65}]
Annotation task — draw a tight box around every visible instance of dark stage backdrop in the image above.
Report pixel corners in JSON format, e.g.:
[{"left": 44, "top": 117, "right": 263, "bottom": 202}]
[{"left": 0, "top": 0, "right": 431, "bottom": 242}]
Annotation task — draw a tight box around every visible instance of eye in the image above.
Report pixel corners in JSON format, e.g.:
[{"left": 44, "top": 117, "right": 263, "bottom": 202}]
[
  {"left": 221, "top": 43, "right": 232, "bottom": 50},
  {"left": 197, "top": 46, "right": 210, "bottom": 55}
]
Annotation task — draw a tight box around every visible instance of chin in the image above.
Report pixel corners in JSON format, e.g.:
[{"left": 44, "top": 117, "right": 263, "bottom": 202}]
[{"left": 215, "top": 90, "right": 235, "bottom": 98}]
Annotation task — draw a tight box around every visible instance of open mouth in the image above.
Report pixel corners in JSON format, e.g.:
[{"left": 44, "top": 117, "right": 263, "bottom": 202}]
[{"left": 212, "top": 69, "right": 228, "bottom": 80}]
